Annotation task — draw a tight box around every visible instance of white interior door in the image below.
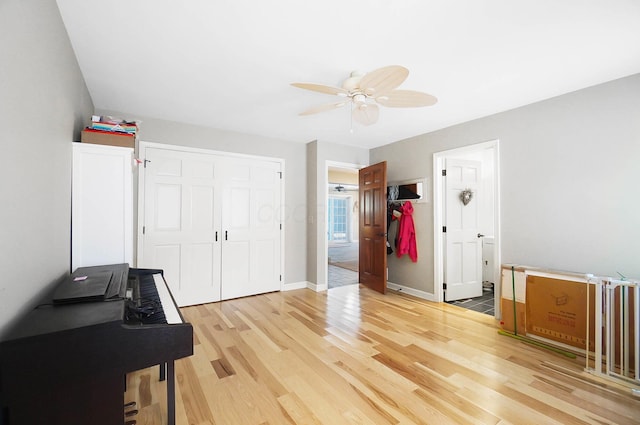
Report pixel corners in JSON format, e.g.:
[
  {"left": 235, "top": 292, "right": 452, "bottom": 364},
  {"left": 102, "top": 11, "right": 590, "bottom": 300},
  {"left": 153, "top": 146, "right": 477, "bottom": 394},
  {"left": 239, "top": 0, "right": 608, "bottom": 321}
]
[
  {"left": 140, "top": 147, "right": 222, "bottom": 306},
  {"left": 221, "top": 157, "right": 282, "bottom": 300},
  {"left": 444, "top": 158, "right": 483, "bottom": 301}
]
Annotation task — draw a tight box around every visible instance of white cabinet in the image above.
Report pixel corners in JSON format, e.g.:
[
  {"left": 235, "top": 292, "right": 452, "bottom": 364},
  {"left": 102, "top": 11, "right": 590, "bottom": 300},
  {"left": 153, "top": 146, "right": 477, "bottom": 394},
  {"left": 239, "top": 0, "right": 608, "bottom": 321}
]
[{"left": 71, "top": 143, "right": 133, "bottom": 270}]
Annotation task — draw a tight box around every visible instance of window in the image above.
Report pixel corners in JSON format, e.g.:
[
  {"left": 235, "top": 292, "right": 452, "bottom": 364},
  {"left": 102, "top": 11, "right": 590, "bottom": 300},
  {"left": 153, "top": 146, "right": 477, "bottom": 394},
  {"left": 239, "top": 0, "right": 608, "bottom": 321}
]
[{"left": 328, "top": 197, "right": 349, "bottom": 242}]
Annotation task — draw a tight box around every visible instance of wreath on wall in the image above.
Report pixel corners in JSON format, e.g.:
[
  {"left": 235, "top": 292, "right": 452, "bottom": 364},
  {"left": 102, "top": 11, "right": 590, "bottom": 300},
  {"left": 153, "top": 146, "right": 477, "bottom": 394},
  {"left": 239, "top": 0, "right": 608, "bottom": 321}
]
[{"left": 460, "top": 189, "right": 473, "bottom": 206}]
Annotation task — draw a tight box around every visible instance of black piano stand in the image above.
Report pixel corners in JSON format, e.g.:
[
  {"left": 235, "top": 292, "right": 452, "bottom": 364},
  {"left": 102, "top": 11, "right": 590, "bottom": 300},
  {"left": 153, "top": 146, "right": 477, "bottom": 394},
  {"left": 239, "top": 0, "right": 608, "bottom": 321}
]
[{"left": 158, "top": 361, "right": 177, "bottom": 425}]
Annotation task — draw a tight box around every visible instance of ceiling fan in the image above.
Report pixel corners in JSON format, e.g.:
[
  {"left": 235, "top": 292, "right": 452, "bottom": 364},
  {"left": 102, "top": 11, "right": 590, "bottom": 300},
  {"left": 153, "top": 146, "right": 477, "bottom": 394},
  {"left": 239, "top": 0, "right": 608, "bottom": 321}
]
[{"left": 291, "top": 65, "right": 437, "bottom": 126}]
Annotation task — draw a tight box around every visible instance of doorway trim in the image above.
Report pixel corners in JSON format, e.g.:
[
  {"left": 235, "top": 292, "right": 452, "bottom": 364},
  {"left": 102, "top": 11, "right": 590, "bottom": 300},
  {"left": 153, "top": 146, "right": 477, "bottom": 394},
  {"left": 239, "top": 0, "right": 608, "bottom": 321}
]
[
  {"left": 433, "top": 139, "right": 502, "bottom": 317},
  {"left": 324, "top": 160, "right": 363, "bottom": 289}
]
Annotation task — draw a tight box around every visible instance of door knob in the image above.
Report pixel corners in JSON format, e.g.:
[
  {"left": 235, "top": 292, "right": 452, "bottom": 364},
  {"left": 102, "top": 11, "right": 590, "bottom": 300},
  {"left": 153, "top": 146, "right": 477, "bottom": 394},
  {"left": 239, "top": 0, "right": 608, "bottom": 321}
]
[{"left": 477, "top": 233, "right": 485, "bottom": 238}]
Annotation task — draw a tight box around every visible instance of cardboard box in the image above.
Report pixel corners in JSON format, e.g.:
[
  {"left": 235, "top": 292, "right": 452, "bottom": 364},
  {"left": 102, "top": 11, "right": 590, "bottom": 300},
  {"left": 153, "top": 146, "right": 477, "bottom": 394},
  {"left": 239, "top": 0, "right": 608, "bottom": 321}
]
[
  {"left": 500, "top": 298, "right": 527, "bottom": 335},
  {"left": 81, "top": 129, "right": 135, "bottom": 148},
  {"left": 525, "top": 274, "right": 595, "bottom": 350}
]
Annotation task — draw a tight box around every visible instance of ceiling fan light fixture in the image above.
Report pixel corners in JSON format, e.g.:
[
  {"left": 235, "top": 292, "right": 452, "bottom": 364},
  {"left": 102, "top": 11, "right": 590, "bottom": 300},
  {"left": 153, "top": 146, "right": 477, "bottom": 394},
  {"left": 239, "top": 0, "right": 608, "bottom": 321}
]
[
  {"left": 291, "top": 65, "right": 437, "bottom": 127},
  {"left": 352, "top": 93, "right": 367, "bottom": 105}
]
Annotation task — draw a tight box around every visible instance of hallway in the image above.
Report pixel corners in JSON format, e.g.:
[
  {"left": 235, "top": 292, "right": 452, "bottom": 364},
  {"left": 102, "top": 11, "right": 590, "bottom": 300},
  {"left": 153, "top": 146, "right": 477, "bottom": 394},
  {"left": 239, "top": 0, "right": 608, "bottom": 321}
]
[{"left": 328, "top": 242, "right": 358, "bottom": 288}]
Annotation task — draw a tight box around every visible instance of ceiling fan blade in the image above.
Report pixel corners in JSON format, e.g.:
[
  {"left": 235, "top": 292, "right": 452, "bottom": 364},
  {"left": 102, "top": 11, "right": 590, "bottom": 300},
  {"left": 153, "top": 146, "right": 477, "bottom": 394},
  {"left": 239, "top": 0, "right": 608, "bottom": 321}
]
[
  {"left": 359, "top": 65, "right": 409, "bottom": 97},
  {"left": 352, "top": 103, "right": 379, "bottom": 126},
  {"left": 299, "top": 101, "right": 347, "bottom": 116},
  {"left": 375, "top": 90, "right": 438, "bottom": 108},
  {"left": 291, "top": 82, "right": 348, "bottom": 96}
]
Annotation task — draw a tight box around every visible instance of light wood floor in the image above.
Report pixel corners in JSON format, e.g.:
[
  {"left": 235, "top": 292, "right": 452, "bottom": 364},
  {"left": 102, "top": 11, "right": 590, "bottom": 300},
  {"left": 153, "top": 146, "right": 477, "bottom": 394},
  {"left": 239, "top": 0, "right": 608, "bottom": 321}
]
[{"left": 125, "top": 285, "right": 640, "bottom": 424}]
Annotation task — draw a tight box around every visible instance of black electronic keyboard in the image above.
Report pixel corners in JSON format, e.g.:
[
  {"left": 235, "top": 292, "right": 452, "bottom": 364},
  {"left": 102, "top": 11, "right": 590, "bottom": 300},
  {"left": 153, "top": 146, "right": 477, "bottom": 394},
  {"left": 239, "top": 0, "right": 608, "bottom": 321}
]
[{"left": 0, "top": 264, "right": 193, "bottom": 425}]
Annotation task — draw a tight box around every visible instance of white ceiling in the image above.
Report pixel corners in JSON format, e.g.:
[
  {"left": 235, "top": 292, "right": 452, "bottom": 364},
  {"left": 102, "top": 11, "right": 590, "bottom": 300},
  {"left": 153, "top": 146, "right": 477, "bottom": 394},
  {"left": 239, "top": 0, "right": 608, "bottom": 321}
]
[{"left": 56, "top": 0, "right": 640, "bottom": 149}]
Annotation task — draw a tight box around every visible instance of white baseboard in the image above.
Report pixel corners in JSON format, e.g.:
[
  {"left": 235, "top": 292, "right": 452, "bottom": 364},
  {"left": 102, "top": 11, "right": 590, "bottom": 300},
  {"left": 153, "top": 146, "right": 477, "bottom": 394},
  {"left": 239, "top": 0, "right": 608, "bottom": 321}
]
[
  {"left": 307, "top": 281, "right": 328, "bottom": 292},
  {"left": 282, "top": 281, "right": 328, "bottom": 292},
  {"left": 282, "top": 281, "right": 309, "bottom": 291},
  {"left": 387, "top": 281, "right": 437, "bottom": 302}
]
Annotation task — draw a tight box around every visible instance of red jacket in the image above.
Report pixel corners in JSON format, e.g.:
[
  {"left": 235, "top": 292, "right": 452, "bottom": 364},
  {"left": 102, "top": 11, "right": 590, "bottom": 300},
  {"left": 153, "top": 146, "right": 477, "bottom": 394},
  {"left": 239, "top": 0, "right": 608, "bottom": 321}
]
[{"left": 396, "top": 201, "right": 417, "bottom": 262}]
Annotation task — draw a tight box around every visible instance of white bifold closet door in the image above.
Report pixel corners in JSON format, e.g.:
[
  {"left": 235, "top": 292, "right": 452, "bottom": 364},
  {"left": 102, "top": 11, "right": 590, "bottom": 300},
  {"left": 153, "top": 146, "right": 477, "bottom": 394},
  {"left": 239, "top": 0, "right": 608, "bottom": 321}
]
[
  {"left": 139, "top": 145, "right": 282, "bottom": 307},
  {"left": 220, "top": 155, "right": 282, "bottom": 300}
]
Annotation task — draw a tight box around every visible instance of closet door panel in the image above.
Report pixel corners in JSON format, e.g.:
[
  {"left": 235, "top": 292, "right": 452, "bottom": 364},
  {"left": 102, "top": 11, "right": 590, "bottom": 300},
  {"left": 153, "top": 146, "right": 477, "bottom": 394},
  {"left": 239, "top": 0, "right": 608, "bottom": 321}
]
[
  {"left": 229, "top": 187, "right": 251, "bottom": 228},
  {"left": 155, "top": 184, "right": 182, "bottom": 230},
  {"left": 221, "top": 240, "right": 251, "bottom": 299},
  {"left": 221, "top": 158, "right": 281, "bottom": 300},
  {"left": 254, "top": 238, "right": 276, "bottom": 281},
  {"left": 141, "top": 147, "right": 222, "bottom": 306},
  {"left": 154, "top": 245, "right": 181, "bottom": 290},
  {"left": 192, "top": 186, "right": 215, "bottom": 229},
  {"left": 186, "top": 242, "right": 215, "bottom": 295}
]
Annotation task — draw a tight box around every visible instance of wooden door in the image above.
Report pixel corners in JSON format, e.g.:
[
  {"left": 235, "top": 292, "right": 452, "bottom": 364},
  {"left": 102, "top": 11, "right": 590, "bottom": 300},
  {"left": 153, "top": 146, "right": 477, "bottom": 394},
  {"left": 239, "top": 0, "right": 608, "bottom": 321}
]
[
  {"left": 359, "top": 161, "right": 387, "bottom": 293},
  {"left": 444, "top": 158, "right": 483, "bottom": 301}
]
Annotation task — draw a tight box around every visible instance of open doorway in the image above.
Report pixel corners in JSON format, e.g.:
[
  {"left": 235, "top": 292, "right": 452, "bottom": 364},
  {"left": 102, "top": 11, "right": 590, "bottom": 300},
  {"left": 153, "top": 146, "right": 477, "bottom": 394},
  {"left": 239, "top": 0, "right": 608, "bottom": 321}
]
[
  {"left": 327, "top": 165, "right": 359, "bottom": 288},
  {"left": 433, "top": 140, "right": 501, "bottom": 317}
]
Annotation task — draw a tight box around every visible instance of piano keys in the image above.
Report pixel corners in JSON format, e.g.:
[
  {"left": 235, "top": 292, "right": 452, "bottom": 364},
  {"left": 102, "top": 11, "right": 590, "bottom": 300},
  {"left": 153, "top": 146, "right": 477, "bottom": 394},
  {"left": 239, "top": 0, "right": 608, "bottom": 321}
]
[
  {"left": 0, "top": 264, "right": 193, "bottom": 425},
  {"left": 127, "top": 269, "right": 183, "bottom": 325}
]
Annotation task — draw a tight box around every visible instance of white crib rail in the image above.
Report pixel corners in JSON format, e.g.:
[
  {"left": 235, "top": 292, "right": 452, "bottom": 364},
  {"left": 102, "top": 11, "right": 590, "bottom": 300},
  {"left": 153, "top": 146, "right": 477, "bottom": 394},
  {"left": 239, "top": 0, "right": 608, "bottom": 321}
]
[{"left": 589, "top": 276, "right": 639, "bottom": 389}]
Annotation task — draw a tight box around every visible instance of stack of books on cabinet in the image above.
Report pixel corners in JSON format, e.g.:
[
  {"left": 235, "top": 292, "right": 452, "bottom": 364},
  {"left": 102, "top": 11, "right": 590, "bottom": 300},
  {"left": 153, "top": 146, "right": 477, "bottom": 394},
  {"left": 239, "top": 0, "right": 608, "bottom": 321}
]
[{"left": 80, "top": 116, "right": 139, "bottom": 148}]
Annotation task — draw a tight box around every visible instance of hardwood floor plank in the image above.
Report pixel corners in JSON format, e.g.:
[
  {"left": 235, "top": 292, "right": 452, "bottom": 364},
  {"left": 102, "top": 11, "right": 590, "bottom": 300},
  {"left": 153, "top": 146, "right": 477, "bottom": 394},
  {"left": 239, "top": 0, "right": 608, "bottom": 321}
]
[
  {"left": 412, "top": 387, "right": 500, "bottom": 425},
  {"left": 211, "top": 358, "right": 235, "bottom": 379},
  {"left": 176, "top": 357, "right": 216, "bottom": 424},
  {"left": 139, "top": 372, "right": 152, "bottom": 407},
  {"left": 372, "top": 350, "right": 462, "bottom": 396},
  {"left": 329, "top": 347, "right": 419, "bottom": 394},
  {"left": 226, "top": 339, "right": 291, "bottom": 398},
  {"left": 342, "top": 383, "right": 403, "bottom": 425},
  {"left": 529, "top": 378, "right": 640, "bottom": 425},
  {"left": 288, "top": 354, "right": 399, "bottom": 423},
  {"left": 288, "top": 310, "right": 330, "bottom": 337},
  {"left": 277, "top": 392, "right": 322, "bottom": 425},
  {"left": 420, "top": 329, "right": 453, "bottom": 344},
  {"left": 195, "top": 304, "right": 212, "bottom": 318},
  {"left": 332, "top": 359, "right": 436, "bottom": 425},
  {"left": 324, "top": 327, "right": 378, "bottom": 357},
  {"left": 283, "top": 375, "right": 363, "bottom": 424},
  {"left": 234, "top": 310, "right": 288, "bottom": 352},
  {"left": 125, "top": 285, "right": 640, "bottom": 424},
  {"left": 190, "top": 343, "right": 219, "bottom": 379},
  {"left": 218, "top": 304, "right": 252, "bottom": 331},
  {"left": 455, "top": 378, "right": 567, "bottom": 425},
  {"left": 197, "top": 322, "right": 226, "bottom": 359},
  {"left": 540, "top": 361, "right": 639, "bottom": 403}
]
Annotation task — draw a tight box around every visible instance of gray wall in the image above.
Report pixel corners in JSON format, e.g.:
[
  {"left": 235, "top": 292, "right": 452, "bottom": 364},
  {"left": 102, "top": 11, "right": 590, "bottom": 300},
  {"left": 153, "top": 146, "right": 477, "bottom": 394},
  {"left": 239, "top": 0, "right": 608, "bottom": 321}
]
[
  {"left": 372, "top": 73, "right": 640, "bottom": 294},
  {"left": 2, "top": 0, "right": 636, "bottom": 338},
  {"left": 0, "top": 0, "right": 93, "bottom": 336},
  {"left": 97, "top": 109, "right": 309, "bottom": 285}
]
